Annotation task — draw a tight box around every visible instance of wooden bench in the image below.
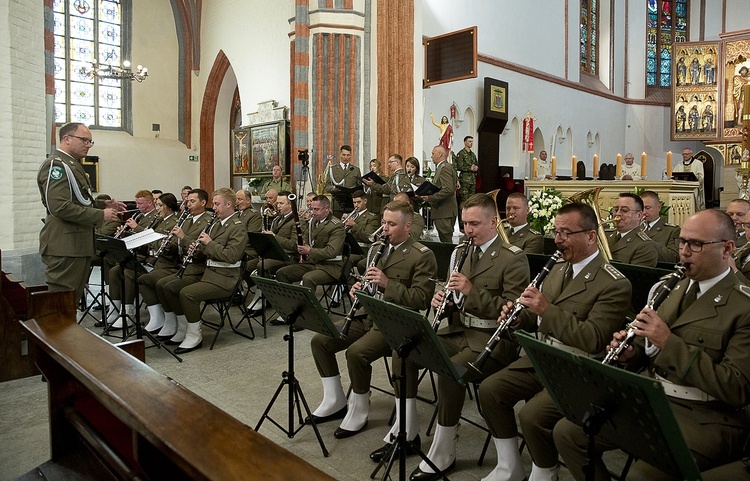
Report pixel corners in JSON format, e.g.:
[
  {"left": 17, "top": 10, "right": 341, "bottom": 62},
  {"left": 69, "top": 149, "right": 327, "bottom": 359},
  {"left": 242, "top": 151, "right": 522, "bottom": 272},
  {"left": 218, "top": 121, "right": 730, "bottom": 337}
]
[{"left": 21, "top": 290, "right": 334, "bottom": 481}]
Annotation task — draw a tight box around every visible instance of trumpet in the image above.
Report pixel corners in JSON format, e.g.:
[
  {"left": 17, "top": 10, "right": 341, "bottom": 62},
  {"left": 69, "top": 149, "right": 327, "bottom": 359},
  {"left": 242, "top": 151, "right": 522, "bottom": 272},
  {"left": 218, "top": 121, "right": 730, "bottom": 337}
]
[
  {"left": 431, "top": 239, "right": 472, "bottom": 330},
  {"left": 368, "top": 225, "right": 385, "bottom": 242},
  {"left": 468, "top": 250, "right": 563, "bottom": 375},
  {"left": 602, "top": 263, "right": 686, "bottom": 365},
  {"left": 341, "top": 234, "right": 390, "bottom": 337}
]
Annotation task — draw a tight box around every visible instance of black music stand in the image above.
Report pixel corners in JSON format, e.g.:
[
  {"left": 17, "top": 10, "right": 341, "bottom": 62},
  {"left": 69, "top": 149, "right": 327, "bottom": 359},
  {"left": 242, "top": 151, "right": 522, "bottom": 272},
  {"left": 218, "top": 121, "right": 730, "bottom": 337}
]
[
  {"left": 356, "top": 293, "right": 466, "bottom": 481},
  {"left": 419, "top": 240, "right": 457, "bottom": 282},
  {"left": 244, "top": 232, "right": 291, "bottom": 338},
  {"left": 251, "top": 276, "right": 341, "bottom": 457},
  {"left": 331, "top": 186, "right": 356, "bottom": 213},
  {"left": 344, "top": 232, "right": 366, "bottom": 257},
  {"left": 515, "top": 331, "right": 701, "bottom": 481},
  {"left": 80, "top": 236, "right": 114, "bottom": 326}
]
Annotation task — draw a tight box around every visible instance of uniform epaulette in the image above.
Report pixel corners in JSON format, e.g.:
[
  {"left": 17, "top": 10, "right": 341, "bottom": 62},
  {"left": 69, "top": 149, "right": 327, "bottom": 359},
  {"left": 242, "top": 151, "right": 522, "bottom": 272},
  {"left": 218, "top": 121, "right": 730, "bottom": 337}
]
[
  {"left": 506, "top": 245, "right": 523, "bottom": 254},
  {"left": 637, "top": 231, "right": 652, "bottom": 241},
  {"left": 665, "top": 222, "right": 678, "bottom": 227},
  {"left": 233, "top": 220, "right": 242, "bottom": 225},
  {"left": 602, "top": 263, "right": 625, "bottom": 280},
  {"left": 529, "top": 228, "right": 542, "bottom": 236},
  {"left": 737, "top": 284, "right": 750, "bottom": 298},
  {"left": 413, "top": 242, "right": 429, "bottom": 253},
  {"left": 330, "top": 218, "right": 341, "bottom": 225}
]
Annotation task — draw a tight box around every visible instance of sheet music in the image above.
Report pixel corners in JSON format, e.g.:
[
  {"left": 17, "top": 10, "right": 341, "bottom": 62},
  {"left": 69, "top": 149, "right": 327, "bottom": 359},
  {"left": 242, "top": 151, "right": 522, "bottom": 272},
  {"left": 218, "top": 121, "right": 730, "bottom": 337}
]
[{"left": 123, "top": 229, "right": 166, "bottom": 250}]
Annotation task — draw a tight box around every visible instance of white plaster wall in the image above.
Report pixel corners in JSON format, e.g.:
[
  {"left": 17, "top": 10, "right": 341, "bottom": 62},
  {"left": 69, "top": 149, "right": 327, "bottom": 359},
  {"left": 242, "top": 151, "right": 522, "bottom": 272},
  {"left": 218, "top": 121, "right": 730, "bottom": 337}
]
[
  {"left": 213, "top": 67, "right": 237, "bottom": 190},
  {"left": 626, "top": 0, "right": 647, "bottom": 99},
  {"left": 723, "top": 0, "right": 750, "bottom": 34},
  {"left": 0, "top": 0, "right": 47, "bottom": 250}
]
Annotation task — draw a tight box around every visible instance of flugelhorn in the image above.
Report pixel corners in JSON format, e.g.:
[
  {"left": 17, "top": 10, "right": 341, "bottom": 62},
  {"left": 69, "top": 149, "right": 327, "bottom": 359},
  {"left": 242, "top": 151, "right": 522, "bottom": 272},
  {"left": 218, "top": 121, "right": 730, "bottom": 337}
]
[
  {"left": 602, "top": 263, "right": 686, "bottom": 365},
  {"left": 487, "top": 189, "right": 511, "bottom": 244},
  {"left": 468, "top": 250, "right": 563, "bottom": 375}
]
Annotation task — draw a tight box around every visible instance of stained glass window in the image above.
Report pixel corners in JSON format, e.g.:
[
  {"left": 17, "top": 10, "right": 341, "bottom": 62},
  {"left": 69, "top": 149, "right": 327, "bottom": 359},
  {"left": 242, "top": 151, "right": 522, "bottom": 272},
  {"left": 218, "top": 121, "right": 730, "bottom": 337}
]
[
  {"left": 53, "top": 0, "right": 127, "bottom": 128},
  {"left": 580, "top": 0, "right": 598, "bottom": 75},
  {"left": 647, "top": 0, "right": 688, "bottom": 88}
]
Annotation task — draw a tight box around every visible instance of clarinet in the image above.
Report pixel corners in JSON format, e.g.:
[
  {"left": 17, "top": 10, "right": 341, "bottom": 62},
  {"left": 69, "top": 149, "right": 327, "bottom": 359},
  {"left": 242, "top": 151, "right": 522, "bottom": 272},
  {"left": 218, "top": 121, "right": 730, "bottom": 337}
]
[
  {"left": 468, "top": 250, "right": 563, "bottom": 375},
  {"left": 114, "top": 212, "right": 143, "bottom": 239},
  {"left": 602, "top": 263, "right": 686, "bottom": 365},
  {"left": 176, "top": 212, "right": 217, "bottom": 278},
  {"left": 146, "top": 209, "right": 190, "bottom": 267},
  {"left": 431, "top": 239, "right": 472, "bottom": 330},
  {"left": 340, "top": 234, "right": 389, "bottom": 338},
  {"left": 288, "top": 193, "right": 307, "bottom": 262}
]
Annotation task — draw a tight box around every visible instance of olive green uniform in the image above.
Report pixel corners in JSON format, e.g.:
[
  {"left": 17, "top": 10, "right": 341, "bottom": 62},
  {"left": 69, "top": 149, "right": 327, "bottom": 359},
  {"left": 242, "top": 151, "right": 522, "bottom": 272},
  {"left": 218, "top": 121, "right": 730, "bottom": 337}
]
[
  {"left": 735, "top": 242, "right": 750, "bottom": 284},
  {"left": 479, "top": 253, "right": 631, "bottom": 469},
  {"left": 424, "top": 237, "right": 530, "bottom": 426},
  {"left": 237, "top": 207, "right": 261, "bottom": 274},
  {"left": 107, "top": 209, "right": 160, "bottom": 303},
  {"left": 260, "top": 213, "right": 297, "bottom": 275},
  {"left": 506, "top": 224, "right": 544, "bottom": 254},
  {"left": 310, "top": 237, "right": 436, "bottom": 397},
  {"left": 607, "top": 229, "right": 659, "bottom": 267},
  {"left": 325, "top": 163, "right": 362, "bottom": 217},
  {"left": 371, "top": 168, "right": 412, "bottom": 203},
  {"left": 260, "top": 178, "right": 292, "bottom": 196},
  {"left": 411, "top": 212, "right": 424, "bottom": 240},
  {"left": 427, "top": 160, "right": 458, "bottom": 243},
  {"left": 555, "top": 272, "right": 750, "bottom": 479},
  {"left": 37, "top": 150, "right": 106, "bottom": 301},
  {"left": 644, "top": 218, "right": 680, "bottom": 263},
  {"left": 275, "top": 214, "right": 346, "bottom": 291}
]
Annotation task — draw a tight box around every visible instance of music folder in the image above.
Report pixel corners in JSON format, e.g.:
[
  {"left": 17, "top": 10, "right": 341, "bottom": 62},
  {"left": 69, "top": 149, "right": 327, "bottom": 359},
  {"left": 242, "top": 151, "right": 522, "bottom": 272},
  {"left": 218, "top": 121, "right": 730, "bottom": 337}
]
[
  {"left": 414, "top": 180, "right": 440, "bottom": 196},
  {"left": 361, "top": 171, "right": 386, "bottom": 185},
  {"left": 672, "top": 171, "right": 698, "bottom": 182},
  {"left": 122, "top": 229, "right": 166, "bottom": 250}
]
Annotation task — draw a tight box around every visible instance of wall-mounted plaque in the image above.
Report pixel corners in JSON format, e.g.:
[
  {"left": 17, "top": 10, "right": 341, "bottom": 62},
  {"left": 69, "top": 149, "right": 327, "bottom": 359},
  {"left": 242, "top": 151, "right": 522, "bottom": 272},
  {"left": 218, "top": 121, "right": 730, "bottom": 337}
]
[{"left": 424, "top": 26, "right": 477, "bottom": 88}]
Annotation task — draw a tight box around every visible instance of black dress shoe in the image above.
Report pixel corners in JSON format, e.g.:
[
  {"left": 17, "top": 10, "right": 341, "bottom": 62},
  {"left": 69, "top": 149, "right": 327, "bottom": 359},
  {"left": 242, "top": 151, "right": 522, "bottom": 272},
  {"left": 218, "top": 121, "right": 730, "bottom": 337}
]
[
  {"left": 247, "top": 308, "right": 263, "bottom": 317},
  {"left": 409, "top": 461, "right": 455, "bottom": 481},
  {"left": 333, "top": 421, "right": 367, "bottom": 439},
  {"left": 269, "top": 318, "right": 288, "bottom": 326},
  {"left": 330, "top": 300, "right": 341, "bottom": 308},
  {"left": 292, "top": 324, "right": 303, "bottom": 332},
  {"left": 370, "top": 435, "right": 421, "bottom": 463},
  {"left": 94, "top": 320, "right": 105, "bottom": 328},
  {"left": 164, "top": 337, "right": 183, "bottom": 346},
  {"left": 303, "top": 405, "right": 347, "bottom": 425},
  {"left": 155, "top": 333, "right": 176, "bottom": 341},
  {"left": 174, "top": 341, "right": 203, "bottom": 354}
]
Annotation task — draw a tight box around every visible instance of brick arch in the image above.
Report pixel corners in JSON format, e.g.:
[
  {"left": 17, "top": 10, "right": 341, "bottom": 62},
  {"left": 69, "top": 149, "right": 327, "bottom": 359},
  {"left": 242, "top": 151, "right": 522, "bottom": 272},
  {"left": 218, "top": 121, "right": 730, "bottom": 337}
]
[{"left": 199, "top": 50, "right": 231, "bottom": 192}]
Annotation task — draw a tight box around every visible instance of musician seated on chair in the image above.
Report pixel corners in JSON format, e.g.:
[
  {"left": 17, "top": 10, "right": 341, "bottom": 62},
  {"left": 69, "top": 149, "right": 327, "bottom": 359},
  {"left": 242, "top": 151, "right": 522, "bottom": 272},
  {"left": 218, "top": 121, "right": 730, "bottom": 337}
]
[
  {"left": 307, "top": 200, "right": 436, "bottom": 442},
  {"left": 554, "top": 209, "right": 750, "bottom": 481},
  {"left": 156, "top": 188, "right": 248, "bottom": 354},
  {"left": 275, "top": 194, "right": 346, "bottom": 300},
  {"left": 504, "top": 192, "right": 544, "bottom": 254},
  {"left": 476, "top": 202, "right": 631, "bottom": 481},
  {"left": 606, "top": 193, "right": 659, "bottom": 268},
  {"left": 344, "top": 190, "right": 380, "bottom": 266},
  {"left": 393, "top": 192, "right": 424, "bottom": 240},
  {"left": 105, "top": 189, "right": 159, "bottom": 329},
  {"left": 388, "top": 193, "right": 530, "bottom": 479},
  {"left": 139, "top": 189, "right": 211, "bottom": 338},
  {"left": 640, "top": 190, "right": 680, "bottom": 263}
]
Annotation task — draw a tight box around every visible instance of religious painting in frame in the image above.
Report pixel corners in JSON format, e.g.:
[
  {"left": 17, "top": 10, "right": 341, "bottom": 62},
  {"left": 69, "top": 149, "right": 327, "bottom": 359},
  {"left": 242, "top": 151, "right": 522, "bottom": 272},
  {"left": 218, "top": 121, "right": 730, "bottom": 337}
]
[
  {"left": 722, "top": 37, "right": 750, "bottom": 140},
  {"left": 249, "top": 122, "right": 282, "bottom": 176},
  {"left": 232, "top": 127, "right": 251, "bottom": 175},
  {"left": 671, "top": 41, "right": 719, "bottom": 141}
]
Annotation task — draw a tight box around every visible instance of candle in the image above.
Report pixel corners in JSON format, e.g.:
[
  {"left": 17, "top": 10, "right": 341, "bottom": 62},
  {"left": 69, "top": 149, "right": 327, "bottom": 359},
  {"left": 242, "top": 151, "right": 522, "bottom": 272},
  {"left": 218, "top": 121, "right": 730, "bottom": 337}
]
[
  {"left": 551, "top": 156, "right": 557, "bottom": 178},
  {"left": 593, "top": 154, "right": 599, "bottom": 177},
  {"left": 616, "top": 154, "right": 622, "bottom": 178},
  {"left": 572, "top": 156, "right": 577, "bottom": 178},
  {"left": 641, "top": 152, "right": 647, "bottom": 179},
  {"left": 666, "top": 151, "right": 673, "bottom": 177},
  {"left": 532, "top": 157, "right": 538, "bottom": 179}
]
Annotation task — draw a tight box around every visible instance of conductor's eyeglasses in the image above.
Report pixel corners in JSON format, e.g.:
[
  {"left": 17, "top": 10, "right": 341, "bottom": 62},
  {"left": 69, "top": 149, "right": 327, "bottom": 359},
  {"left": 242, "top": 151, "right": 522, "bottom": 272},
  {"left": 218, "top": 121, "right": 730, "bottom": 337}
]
[
  {"left": 68, "top": 135, "right": 94, "bottom": 146},
  {"left": 676, "top": 238, "right": 727, "bottom": 252}
]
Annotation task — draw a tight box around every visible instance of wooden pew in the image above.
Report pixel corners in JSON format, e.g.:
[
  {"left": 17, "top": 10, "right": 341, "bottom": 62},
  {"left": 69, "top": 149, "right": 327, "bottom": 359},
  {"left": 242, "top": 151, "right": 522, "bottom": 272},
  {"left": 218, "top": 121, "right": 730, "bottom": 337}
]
[
  {"left": 0, "top": 249, "right": 47, "bottom": 381},
  {"left": 22, "top": 290, "right": 335, "bottom": 481}
]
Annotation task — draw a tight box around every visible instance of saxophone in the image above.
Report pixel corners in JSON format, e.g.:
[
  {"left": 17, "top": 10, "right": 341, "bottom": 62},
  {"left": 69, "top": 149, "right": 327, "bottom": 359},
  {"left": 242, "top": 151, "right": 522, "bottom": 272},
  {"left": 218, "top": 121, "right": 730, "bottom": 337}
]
[
  {"left": 317, "top": 156, "right": 333, "bottom": 195},
  {"left": 340, "top": 233, "right": 389, "bottom": 337}
]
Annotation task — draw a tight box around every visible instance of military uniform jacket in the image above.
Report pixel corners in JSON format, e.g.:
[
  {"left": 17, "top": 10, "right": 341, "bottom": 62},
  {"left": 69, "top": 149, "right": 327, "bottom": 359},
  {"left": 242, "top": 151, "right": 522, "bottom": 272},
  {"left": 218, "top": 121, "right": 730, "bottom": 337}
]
[
  {"left": 632, "top": 272, "right": 750, "bottom": 452},
  {"left": 440, "top": 237, "right": 530, "bottom": 360},
  {"left": 237, "top": 208, "right": 262, "bottom": 258},
  {"left": 367, "top": 237, "right": 437, "bottom": 311},
  {"left": 734, "top": 242, "right": 750, "bottom": 284},
  {"left": 372, "top": 168, "right": 412, "bottom": 200},
  {"left": 301, "top": 214, "right": 346, "bottom": 278},
  {"left": 514, "top": 253, "right": 632, "bottom": 369},
  {"left": 260, "top": 178, "right": 292, "bottom": 195},
  {"left": 645, "top": 218, "right": 680, "bottom": 263},
  {"left": 175, "top": 212, "right": 213, "bottom": 277},
  {"left": 607, "top": 229, "right": 659, "bottom": 267},
  {"left": 38, "top": 150, "right": 105, "bottom": 258},
  {"left": 507, "top": 224, "right": 544, "bottom": 254},
  {"left": 736, "top": 233, "right": 748, "bottom": 249},
  {"left": 411, "top": 212, "right": 424, "bottom": 240},
  {"left": 325, "top": 163, "right": 362, "bottom": 191},
  {"left": 198, "top": 213, "right": 248, "bottom": 290},
  {"left": 428, "top": 160, "right": 458, "bottom": 219},
  {"left": 348, "top": 210, "right": 380, "bottom": 243},
  {"left": 270, "top": 213, "right": 297, "bottom": 255},
  {"left": 131, "top": 209, "right": 158, "bottom": 233},
  {"left": 148, "top": 213, "right": 179, "bottom": 269}
]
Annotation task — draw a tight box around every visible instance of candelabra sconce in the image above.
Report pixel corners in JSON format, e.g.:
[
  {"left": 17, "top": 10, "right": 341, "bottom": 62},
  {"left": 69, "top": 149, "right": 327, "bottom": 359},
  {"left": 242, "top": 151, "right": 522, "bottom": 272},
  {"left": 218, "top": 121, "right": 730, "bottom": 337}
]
[{"left": 86, "top": 60, "right": 148, "bottom": 82}]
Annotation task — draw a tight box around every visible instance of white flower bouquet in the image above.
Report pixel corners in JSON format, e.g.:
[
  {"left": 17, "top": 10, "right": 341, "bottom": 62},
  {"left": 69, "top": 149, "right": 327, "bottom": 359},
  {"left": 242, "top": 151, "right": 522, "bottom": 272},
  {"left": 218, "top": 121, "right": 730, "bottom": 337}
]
[{"left": 528, "top": 187, "right": 563, "bottom": 236}]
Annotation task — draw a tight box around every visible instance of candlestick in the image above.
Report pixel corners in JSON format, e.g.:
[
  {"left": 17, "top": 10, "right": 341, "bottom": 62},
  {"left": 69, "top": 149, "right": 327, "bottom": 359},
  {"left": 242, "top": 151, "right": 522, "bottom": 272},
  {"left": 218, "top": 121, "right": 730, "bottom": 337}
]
[
  {"left": 666, "top": 151, "right": 673, "bottom": 177},
  {"left": 641, "top": 152, "right": 647, "bottom": 179},
  {"left": 572, "top": 155, "right": 577, "bottom": 178},
  {"left": 593, "top": 154, "right": 599, "bottom": 178},
  {"left": 616, "top": 154, "right": 622, "bottom": 178},
  {"left": 551, "top": 156, "right": 557, "bottom": 178},
  {"left": 532, "top": 157, "right": 538, "bottom": 179}
]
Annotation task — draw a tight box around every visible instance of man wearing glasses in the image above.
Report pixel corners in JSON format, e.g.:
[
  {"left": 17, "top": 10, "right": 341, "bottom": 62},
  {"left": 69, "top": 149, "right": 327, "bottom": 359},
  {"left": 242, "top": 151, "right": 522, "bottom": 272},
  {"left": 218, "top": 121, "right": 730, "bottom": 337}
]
[
  {"left": 476, "top": 202, "right": 631, "bottom": 481},
  {"left": 362, "top": 154, "right": 412, "bottom": 203},
  {"left": 640, "top": 190, "right": 680, "bottom": 263},
  {"left": 606, "top": 192, "right": 659, "bottom": 267},
  {"left": 37, "top": 122, "right": 125, "bottom": 303},
  {"left": 555, "top": 209, "right": 750, "bottom": 480}
]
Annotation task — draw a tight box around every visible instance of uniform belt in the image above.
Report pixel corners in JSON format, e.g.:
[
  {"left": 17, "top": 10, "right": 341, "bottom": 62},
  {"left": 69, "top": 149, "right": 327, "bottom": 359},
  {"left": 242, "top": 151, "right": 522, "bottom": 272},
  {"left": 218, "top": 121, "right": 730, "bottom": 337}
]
[
  {"left": 206, "top": 260, "right": 241, "bottom": 268},
  {"left": 324, "top": 256, "right": 343, "bottom": 262},
  {"left": 654, "top": 373, "right": 716, "bottom": 402},
  {"left": 382, "top": 194, "right": 390, "bottom": 198},
  {"left": 540, "top": 335, "right": 594, "bottom": 358},
  {"left": 461, "top": 313, "right": 496, "bottom": 329}
]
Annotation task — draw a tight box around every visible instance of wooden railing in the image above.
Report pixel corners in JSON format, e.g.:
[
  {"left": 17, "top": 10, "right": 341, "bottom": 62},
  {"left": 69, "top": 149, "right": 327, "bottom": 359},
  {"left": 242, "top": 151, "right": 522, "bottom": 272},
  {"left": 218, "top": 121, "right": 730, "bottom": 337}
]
[{"left": 22, "top": 290, "right": 334, "bottom": 481}]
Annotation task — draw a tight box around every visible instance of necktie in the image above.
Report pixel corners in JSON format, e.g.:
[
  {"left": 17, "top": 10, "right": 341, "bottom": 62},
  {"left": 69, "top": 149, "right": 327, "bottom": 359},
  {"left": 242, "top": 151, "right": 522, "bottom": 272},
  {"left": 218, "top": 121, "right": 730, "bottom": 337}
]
[
  {"left": 679, "top": 281, "right": 700, "bottom": 315},
  {"left": 562, "top": 265, "right": 574, "bottom": 291},
  {"left": 471, "top": 246, "right": 481, "bottom": 270}
]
